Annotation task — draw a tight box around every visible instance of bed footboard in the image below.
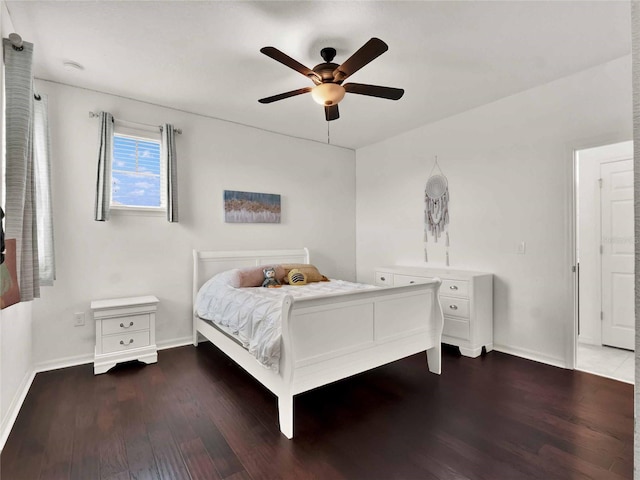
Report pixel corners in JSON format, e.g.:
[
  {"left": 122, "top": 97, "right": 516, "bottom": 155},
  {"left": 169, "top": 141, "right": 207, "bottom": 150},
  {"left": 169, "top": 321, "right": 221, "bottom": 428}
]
[{"left": 277, "top": 280, "right": 443, "bottom": 438}]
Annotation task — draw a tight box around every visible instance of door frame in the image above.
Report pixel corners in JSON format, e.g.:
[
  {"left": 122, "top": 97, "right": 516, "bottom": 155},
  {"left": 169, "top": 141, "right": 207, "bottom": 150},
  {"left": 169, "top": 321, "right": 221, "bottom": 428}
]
[{"left": 571, "top": 140, "right": 634, "bottom": 369}]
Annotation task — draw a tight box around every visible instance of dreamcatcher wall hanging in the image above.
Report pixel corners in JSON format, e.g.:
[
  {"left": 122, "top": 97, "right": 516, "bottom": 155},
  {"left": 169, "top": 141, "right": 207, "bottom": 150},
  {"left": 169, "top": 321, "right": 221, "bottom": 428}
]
[{"left": 424, "top": 156, "right": 450, "bottom": 265}]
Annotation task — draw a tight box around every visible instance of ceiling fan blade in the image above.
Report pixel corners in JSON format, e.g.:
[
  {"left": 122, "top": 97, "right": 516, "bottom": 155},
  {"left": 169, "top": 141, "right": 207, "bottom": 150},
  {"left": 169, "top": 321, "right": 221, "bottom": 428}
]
[
  {"left": 258, "top": 87, "right": 313, "bottom": 104},
  {"left": 344, "top": 83, "right": 404, "bottom": 100},
  {"left": 325, "top": 105, "right": 339, "bottom": 121},
  {"left": 333, "top": 38, "right": 388, "bottom": 82},
  {"left": 260, "top": 47, "right": 321, "bottom": 82}
]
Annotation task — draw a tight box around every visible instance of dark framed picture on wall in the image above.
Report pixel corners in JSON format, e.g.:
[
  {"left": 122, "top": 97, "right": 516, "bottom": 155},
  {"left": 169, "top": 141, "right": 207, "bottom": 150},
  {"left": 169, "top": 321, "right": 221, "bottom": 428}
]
[{"left": 224, "top": 190, "right": 281, "bottom": 224}]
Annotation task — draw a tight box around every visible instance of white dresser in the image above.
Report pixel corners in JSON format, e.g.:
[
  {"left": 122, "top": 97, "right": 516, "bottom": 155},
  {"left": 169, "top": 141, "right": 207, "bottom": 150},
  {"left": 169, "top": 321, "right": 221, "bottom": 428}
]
[
  {"left": 375, "top": 266, "right": 493, "bottom": 357},
  {"left": 92, "top": 295, "right": 159, "bottom": 374}
]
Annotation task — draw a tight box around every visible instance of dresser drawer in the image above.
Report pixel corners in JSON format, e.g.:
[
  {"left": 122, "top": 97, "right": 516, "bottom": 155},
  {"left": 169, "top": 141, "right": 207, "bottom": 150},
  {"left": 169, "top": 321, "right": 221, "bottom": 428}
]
[
  {"left": 374, "top": 271, "right": 393, "bottom": 286},
  {"left": 102, "top": 330, "right": 150, "bottom": 354},
  {"left": 440, "top": 295, "right": 470, "bottom": 319},
  {"left": 101, "top": 314, "right": 150, "bottom": 335},
  {"left": 441, "top": 279, "right": 469, "bottom": 297},
  {"left": 393, "top": 274, "right": 432, "bottom": 287},
  {"left": 443, "top": 316, "right": 470, "bottom": 340},
  {"left": 374, "top": 266, "right": 493, "bottom": 358}
]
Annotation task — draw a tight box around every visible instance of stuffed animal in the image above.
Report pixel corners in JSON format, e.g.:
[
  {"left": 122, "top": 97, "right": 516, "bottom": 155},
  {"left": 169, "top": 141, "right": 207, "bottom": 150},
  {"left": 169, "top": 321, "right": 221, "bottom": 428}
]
[{"left": 262, "top": 267, "right": 281, "bottom": 288}]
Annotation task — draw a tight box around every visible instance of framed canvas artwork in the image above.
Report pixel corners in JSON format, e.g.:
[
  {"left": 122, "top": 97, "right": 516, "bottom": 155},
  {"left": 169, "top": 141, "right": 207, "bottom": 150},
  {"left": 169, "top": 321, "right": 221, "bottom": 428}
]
[{"left": 224, "top": 190, "right": 281, "bottom": 224}]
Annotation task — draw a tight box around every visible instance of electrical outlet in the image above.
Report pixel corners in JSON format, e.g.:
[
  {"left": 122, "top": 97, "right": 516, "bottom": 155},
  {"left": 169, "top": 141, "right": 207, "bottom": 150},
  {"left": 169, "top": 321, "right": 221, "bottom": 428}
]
[
  {"left": 517, "top": 241, "right": 526, "bottom": 255},
  {"left": 74, "top": 312, "right": 85, "bottom": 327}
]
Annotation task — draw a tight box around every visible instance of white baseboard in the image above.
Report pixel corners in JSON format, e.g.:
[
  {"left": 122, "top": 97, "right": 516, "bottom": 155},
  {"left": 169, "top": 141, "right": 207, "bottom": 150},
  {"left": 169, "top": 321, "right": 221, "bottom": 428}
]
[
  {"left": 493, "top": 344, "right": 567, "bottom": 369},
  {"left": 31, "top": 336, "right": 195, "bottom": 374},
  {"left": 157, "top": 336, "right": 194, "bottom": 350},
  {"left": 0, "top": 367, "right": 36, "bottom": 451},
  {"left": 33, "top": 352, "right": 94, "bottom": 373}
]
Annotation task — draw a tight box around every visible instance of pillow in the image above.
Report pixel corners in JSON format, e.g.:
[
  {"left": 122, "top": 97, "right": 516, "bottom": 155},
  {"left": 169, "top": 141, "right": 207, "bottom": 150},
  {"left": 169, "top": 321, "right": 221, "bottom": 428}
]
[
  {"left": 210, "top": 269, "right": 241, "bottom": 287},
  {"left": 232, "top": 265, "right": 286, "bottom": 288},
  {"left": 280, "top": 264, "right": 328, "bottom": 284},
  {"left": 288, "top": 269, "right": 308, "bottom": 285}
]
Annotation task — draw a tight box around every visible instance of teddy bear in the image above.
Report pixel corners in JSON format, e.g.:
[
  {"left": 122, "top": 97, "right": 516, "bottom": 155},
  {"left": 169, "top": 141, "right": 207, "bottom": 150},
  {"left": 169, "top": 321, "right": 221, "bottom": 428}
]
[{"left": 262, "top": 267, "right": 281, "bottom": 288}]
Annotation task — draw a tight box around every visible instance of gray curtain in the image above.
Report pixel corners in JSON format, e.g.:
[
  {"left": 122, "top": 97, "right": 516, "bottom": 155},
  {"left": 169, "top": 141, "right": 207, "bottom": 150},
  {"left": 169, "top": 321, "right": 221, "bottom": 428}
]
[
  {"left": 162, "top": 124, "right": 178, "bottom": 222},
  {"left": 3, "top": 38, "right": 39, "bottom": 301},
  {"left": 33, "top": 94, "right": 55, "bottom": 285},
  {"left": 634, "top": 2, "right": 640, "bottom": 478},
  {"left": 94, "top": 112, "right": 114, "bottom": 221}
]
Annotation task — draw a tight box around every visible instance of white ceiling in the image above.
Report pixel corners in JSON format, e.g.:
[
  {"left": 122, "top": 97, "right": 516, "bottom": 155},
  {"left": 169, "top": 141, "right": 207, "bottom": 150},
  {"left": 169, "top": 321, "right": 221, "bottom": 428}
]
[{"left": 6, "top": 1, "right": 631, "bottom": 149}]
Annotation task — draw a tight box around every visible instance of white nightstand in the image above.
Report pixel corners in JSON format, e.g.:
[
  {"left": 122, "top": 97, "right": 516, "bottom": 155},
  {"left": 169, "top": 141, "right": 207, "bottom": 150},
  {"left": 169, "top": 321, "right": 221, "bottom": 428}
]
[
  {"left": 375, "top": 266, "right": 493, "bottom": 358},
  {"left": 92, "top": 295, "right": 159, "bottom": 375}
]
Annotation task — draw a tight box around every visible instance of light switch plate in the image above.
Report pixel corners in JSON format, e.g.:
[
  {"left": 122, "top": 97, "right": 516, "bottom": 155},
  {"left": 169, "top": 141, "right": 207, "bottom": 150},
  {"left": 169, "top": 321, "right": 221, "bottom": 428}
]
[{"left": 517, "top": 241, "right": 526, "bottom": 254}]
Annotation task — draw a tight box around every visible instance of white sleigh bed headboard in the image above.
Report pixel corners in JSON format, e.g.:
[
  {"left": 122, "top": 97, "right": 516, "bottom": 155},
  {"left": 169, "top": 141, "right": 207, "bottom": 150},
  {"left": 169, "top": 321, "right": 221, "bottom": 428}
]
[{"left": 192, "top": 247, "right": 310, "bottom": 303}]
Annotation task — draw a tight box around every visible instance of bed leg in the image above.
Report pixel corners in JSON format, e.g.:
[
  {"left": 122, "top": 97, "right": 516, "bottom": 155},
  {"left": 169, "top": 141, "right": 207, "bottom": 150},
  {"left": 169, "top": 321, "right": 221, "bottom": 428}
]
[
  {"left": 278, "top": 395, "right": 294, "bottom": 439},
  {"left": 193, "top": 329, "right": 199, "bottom": 347},
  {"left": 426, "top": 345, "right": 441, "bottom": 375}
]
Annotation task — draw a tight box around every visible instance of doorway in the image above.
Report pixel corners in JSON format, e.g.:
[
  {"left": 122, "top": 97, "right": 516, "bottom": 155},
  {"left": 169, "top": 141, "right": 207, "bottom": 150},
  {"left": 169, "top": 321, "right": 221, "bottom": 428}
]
[{"left": 575, "top": 141, "right": 634, "bottom": 384}]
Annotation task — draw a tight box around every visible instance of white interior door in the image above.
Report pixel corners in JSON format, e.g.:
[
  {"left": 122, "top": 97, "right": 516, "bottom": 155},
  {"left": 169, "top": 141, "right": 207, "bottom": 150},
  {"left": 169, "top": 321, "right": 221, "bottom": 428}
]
[{"left": 601, "top": 159, "right": 634, "bottom": 350}]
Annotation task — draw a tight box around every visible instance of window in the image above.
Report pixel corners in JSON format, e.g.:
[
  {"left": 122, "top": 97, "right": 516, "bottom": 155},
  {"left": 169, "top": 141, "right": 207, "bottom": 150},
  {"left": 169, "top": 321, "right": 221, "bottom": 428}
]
[{"left": 111, "top": 132, "right": 163, "bottom": 209}]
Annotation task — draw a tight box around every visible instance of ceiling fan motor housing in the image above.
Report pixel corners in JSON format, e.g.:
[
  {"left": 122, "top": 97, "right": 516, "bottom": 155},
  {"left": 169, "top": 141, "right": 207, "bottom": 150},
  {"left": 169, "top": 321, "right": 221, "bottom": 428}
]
[{"left": 311, "top": 61, "right": 341, "bottom": 85}]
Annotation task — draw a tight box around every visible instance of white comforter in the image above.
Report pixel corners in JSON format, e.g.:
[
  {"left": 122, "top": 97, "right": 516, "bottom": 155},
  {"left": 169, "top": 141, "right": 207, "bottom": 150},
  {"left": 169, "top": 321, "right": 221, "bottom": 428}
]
[{"left": 194, "top": 271, "right": 376, "bottom": 371}]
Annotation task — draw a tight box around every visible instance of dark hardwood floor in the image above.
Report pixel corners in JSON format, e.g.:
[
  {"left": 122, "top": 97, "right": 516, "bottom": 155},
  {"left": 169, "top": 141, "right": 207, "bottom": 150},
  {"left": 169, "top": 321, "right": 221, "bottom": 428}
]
[{"left": 1, "top": 344, "right": 633, "bottom": 480}]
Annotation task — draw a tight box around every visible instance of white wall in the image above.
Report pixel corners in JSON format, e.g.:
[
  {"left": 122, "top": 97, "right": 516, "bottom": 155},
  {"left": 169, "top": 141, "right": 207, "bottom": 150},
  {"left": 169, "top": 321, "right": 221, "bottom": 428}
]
[
  {"left": 0, "top": 0, "right": 35, "bottom": 448},
  {"left": 577, "top": 141, "right": 634, "bottom": 346},
  {"left": 356, "top": 56, "right": 632, "bottom": 367},
  {"left": 0, "top": 302, "right": 33, "bottom": 445},
  {"left": 31, "top": 80, "right": 356, "bottom": 366}
]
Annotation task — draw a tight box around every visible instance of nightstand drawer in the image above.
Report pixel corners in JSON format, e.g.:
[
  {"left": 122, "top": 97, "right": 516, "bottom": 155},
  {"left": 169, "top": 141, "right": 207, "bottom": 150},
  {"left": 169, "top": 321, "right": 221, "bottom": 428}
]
[
  {"left": 102, "top": 314, "right": 150, "bottom": 335},
  {"left": 440, "top": 295, "right": 470, "bottom": 318},
  {"left": 375, "top": 272, "right": 393, "bottom": 286},
  {"left": 393, "top": 274, "right": 431, "bottom": 286},
  {"left": 441, "top": 279, "right": 469, "bottom": 297},
  {"left": 102, "top": 330, "right": 150, "bottom": 354},
  {"left": 443, "top": 316, "right": 470, "bottom": 340}
]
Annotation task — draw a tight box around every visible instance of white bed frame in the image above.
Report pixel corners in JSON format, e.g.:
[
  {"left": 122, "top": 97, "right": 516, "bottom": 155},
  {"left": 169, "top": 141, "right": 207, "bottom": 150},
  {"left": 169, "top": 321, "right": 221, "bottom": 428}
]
[{"left": 192, "top": 248, "right": 443, "bottom": 439}]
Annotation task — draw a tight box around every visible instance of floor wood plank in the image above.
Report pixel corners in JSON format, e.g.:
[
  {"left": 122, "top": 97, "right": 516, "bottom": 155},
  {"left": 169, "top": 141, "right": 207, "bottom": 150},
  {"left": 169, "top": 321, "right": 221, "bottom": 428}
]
[{"left": 37, "top": 367, "right": 78, "bottom": 480}]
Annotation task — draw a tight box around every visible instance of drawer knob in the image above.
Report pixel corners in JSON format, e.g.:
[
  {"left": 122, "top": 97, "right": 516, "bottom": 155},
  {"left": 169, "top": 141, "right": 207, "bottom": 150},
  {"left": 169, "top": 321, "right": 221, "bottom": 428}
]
[
  {"left": 120, "top": 321, "right": 134, "bottom": 328},
  {"left": 409, "top": 281, "right": 415, "bottom": 284},
  {"left": 449, "top": 305, "right": 458, "bottom": 310},
  {"left": 449, "top": 285, "right": 458, "bottom": 290},
  {"left": 120, "top": 339, "right": 134, "bottom": 346},
  {"left": 380, "top": 276, "right": 386, "bottom": 281}
]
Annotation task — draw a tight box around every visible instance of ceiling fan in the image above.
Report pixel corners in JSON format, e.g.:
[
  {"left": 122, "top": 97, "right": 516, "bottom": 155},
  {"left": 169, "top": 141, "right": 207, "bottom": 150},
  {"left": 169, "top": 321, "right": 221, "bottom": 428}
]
[{"left": 258, "top": 38, "right": 404, "bottom": 121}]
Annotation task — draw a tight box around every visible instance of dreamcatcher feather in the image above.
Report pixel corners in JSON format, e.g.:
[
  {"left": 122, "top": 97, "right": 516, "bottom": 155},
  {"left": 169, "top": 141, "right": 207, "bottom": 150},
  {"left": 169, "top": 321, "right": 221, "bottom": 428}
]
[{"left": 424, "top": 157, "right": 450, "bottom": 265}]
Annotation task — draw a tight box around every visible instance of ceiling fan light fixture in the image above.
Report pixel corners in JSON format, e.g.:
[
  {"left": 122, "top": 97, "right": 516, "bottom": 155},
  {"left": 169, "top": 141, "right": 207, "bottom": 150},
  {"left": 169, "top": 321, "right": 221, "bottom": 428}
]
[{"left": 311, "top": 83, "right": 345, "bottom": 106}]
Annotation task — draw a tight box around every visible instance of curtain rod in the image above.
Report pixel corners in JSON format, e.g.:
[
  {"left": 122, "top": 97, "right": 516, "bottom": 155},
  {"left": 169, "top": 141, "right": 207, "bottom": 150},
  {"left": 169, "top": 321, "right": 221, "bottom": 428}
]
[{"left": 88, "top": 111, "right": 182, "bottom": 135}]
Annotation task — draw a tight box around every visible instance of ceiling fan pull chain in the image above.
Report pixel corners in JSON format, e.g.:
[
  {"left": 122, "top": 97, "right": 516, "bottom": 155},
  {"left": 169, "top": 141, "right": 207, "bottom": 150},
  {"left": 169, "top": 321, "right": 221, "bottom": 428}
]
[{"left": 327, "top": 121, "right": 330, "bottom": 145}]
